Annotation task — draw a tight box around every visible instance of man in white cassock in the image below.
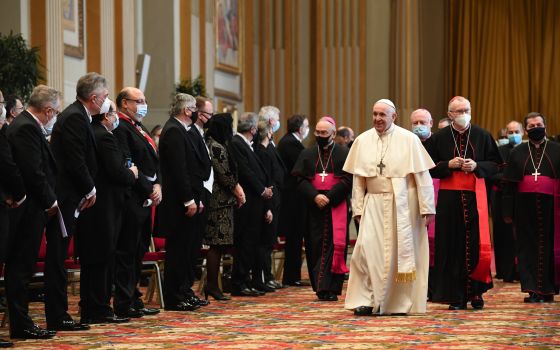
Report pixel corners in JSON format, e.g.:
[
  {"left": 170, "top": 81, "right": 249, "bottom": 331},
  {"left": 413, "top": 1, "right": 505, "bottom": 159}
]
[{"left": 343, "top": 99, "right": 436, "bottom": 316}]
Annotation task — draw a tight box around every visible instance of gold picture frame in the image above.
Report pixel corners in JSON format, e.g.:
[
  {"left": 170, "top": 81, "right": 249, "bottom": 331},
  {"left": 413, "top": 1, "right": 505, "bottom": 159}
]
[
  {"left": 63, "top": 0, "right": 84, "bottom": 58},
  {"left": 216, "top": 96, "right": 240, "bottom": 130},
  {"left": 215, "top": 0, "right": 242, "bottom": 74}
]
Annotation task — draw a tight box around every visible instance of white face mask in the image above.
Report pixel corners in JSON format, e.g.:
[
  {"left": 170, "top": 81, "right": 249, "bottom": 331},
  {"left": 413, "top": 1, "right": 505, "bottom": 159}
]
[
  {"left": 302, "top": 127, "right": 309, "bottom": 140},
  {"left": 99, "top": 97, "right": 112, "bottom": 115},
  {"left": 454, "top": 113, "right": 471, "bottom": 128},
  {"left": 44, "top": 115, "right": 57, "bottom": 136},
  {"left": 0, "top": 106, "right": 6, "bottom": 125}
]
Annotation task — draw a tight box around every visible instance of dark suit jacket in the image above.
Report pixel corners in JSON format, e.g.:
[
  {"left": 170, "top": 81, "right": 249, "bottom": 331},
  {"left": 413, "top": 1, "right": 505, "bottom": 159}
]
[
  {"left": 0, "top": 123, "right": 26, "bottom": 204},
  {"left": 230, "top": 134, "right": 268, "bottom": 198},
  {"left": 277, "top": 133, "right": 305, "bottom": 189},
  {"left": 76, "top": 121, "right": 136, "bottom": 263},
  {"left": 158, "top": 118, "right": 209, "bottom": 236},
  {"left": 6, "top": 111, "right": 56, "bottom": 209},
  {"left": 50, "top": 100, "right": 98, "bottom": 235},
  {"left": 113, "top": 114, "right": 160, "bottom": 202}
]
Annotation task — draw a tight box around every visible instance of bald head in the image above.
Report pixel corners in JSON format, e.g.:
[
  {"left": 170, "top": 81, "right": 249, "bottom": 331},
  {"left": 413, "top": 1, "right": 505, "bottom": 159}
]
[
  {"left": 410, "top": 109, "right": 433, "bottom": 127},
  {"left": 116, "top": 87, "right": 147, "bottom": 122}
]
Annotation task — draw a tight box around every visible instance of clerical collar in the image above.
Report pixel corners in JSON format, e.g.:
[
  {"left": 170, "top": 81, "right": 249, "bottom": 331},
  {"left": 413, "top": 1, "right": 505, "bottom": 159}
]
[
  {"left": 451, "top": 123, "right": 470, "bottom": 134},
  {"left": 377, "top": 123, "right": 395, "bottom": 136}
]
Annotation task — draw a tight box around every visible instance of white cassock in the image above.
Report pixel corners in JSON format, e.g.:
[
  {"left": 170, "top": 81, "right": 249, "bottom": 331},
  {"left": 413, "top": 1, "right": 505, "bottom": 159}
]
[{"left": 343, "top": 124, "right": 435, "bottom": 315}]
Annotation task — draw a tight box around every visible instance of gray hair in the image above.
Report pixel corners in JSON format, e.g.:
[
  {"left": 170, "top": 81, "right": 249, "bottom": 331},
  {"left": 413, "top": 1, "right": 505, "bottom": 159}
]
[
  {"left": 448, "top": 96, "right": 471, "bottom": 112},
  {"left": 257, "top": 118, "right": 271, "bottom": 140},
  {"left": 28, "top": 85, "right": 63, "bottom": 109},
  {"left": 76, "top": 72, "right": 108, "bottom": 100},
  {"left": 237, "top": 112, "right": 258, "bottom": 133},
  {"left": 258, "top": 105, "right": 280, "bottom": 122},
  {"left": 169, "top": 93, "right": 196, "bottom": 117}
]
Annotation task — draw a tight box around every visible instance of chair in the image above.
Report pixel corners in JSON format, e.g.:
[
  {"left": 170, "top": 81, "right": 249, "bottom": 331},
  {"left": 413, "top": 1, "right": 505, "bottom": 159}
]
[
  {"left": 143, "top": 237, "right": 165, "bottom": 308},
  {"left": 271, "top": 236, "right": 286, "bottom": 281}
]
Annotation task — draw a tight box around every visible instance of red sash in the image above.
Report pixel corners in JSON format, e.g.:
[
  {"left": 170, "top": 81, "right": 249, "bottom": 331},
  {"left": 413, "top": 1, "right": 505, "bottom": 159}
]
[
  {"left": 311, "top": 173, "right": 349, "bottom": 274},
  {"left": 517, "top": 175, "right": 560, "bottom": 284},
  {"left": 440, "top": 172, "right": 492, "bottom": 283},
  {"left": 428, "top": 179, "right": 440, "bottom": 267},
  {"left": 118, "top": 112, "right": 158, "bottom": 152}
]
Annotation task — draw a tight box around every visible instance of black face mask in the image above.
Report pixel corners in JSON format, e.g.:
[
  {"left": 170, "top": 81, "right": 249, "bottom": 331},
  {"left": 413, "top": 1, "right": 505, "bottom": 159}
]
[
  {"left": 316, "top": 135, "right": 331, "bottom": 148},
  {"left": 190, "top": 111, "right": 198, "bottom": 124},
  {"left": 527, "top": 127, "right": 546, "bottom": 141}
]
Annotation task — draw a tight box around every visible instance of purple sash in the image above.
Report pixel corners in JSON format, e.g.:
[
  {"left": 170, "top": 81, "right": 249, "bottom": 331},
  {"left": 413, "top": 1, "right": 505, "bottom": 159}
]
[
  {"left": 517, "top": 175, "right": 560, "bottom": 284},
  {"left": 311, "top": 173, "right": 349, "bottom": 274},
  {"left": 428, "top": 179, "right": 440, "bottom": 267}
]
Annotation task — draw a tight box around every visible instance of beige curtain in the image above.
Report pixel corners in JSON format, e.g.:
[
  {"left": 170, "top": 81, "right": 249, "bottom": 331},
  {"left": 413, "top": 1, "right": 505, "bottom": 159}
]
[{"left": 446, "top": 0, "right": 560, "bottom": 137}]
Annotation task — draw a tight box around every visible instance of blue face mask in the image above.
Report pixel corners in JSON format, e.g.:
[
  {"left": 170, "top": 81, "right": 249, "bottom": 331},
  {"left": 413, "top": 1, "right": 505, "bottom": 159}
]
[
  {"left": 508, "top": 133, "right": 522, "bottom": 145},
  {"left": 112, "top": 115, "right": 120, "bottom": 130},
  {"left": 135, "top": 104, "right": 148, "bottom": 121},
  {"left": 412, "top": 125, "right": 430, "bottom": 139},
  {"left": 272, "top": 120, "right": 280, "bottom": 133},
  {"left": 497, "top": 138, "right": 509, "bottom": 146}
]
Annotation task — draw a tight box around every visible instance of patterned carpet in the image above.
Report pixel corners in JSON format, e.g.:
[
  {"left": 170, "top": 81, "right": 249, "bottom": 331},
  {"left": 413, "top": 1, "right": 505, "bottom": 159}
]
[{"left": 1, "top": 279, "right": 558, "bottom": 349}]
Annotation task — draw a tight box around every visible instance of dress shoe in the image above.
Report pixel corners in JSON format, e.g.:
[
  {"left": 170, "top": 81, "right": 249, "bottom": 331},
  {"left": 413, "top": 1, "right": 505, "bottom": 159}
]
[
  {"left": 0, "top": 339, "right": 13, "bottom": 348},
  {"left": 542, "top": 294, "right": 554, "bottom": 303},
  {"left": 470, "top": 295, "right": 484, "bottom": 309},
  {"left": 81, "top": 314, "right": 130, "bottom": 324},
  {"left": 266, "top": 280, "right": 284, "bottom": 289},
  {"left": 253, "top": 283, "right": 276, "bottom": 293},
  {"left": 139, "top": 307, "right": 160, "bottom": 315},
  {"left": 448, "top": 302, "right": 467, "bottom": 310},
  {"left": 353, "top": 306, "right": 374, "bottom": 316},
  {"left": 288, "top": 280, "right": 310, "bottom": 287},
  {"left": 49, "top": 319, "right": 90, "bottom": 331},
  {"left": 185, "top": 295, "right": 210, "bottom": 307},
  {"left": 11, "top": 325, "right": 55, "bottom": 339},
  {"left": 250, "top": 288, "right": 266, "bottom": 296},
  {"left": 231, "top": 287, "right": 260, "bottom": 297},
  {"left": 317, "top": 291, "right": 338, "bottom": 301},
  {"left": 164, "top": 301, "right": 200, "bottom": 311},
  {"left": 524, "top": 292, "right": 545, "bottom": 303},
  {"left": 117, "top": 307, "right": 144, "bottom": 318},
  {"left": 204, "top": 287, "right": 231, "bottom": 301}
]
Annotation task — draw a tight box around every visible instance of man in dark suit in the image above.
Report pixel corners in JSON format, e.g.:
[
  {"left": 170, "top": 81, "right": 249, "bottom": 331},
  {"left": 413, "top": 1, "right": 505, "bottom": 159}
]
[
  {"left": 176, "top": 96, "right": 213, "bottom": 307},
  {"left": 77, "top": 101, "right": 138, "bottom": 324},
  {"left": 47, "top": 73, "right": 107, "bottom": 332},
  {"left": 5, "top": 85, "right": 60, "bottom": 339},
  {"left": 113, "top": 87, "right": 161, "bottom": 318},
  {"left": 0, "top": 90, "right": 26, "bottom": 347},
  {"left": 257, "top": 106, "right": 287, "bottom": 290},
  {"left": 277, "top": 115, "right": 309, "bottom": 286},
  {"left": 229, "top": 112, "right": 273, "bottom": 296},
  {"left": 159, "top": 93, "right": 209, "bottom": 310}
]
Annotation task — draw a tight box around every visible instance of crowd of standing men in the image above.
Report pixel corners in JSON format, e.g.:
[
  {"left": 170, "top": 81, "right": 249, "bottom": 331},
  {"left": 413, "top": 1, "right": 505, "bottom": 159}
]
[{"left": 0, "top": 72, "right": 558, "bottom": 347}]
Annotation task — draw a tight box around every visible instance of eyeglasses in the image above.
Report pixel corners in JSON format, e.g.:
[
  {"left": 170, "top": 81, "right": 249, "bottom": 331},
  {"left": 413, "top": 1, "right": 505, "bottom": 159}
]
[
  {"left": 199, "top": 111, "right": 213, "bottom": 117},
  {"left": 124, "top": 98, "right": 147, "bottom": 104},
  {"left": 450, "top": 108, "right": 470, "bottom": 114}
]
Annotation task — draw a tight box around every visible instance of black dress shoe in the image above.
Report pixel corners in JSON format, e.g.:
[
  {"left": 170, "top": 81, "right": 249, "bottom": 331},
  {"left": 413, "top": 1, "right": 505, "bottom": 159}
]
[
  {"left": 524, "top": 292, "right": 545, "bottom": 303},
  {"left": 231, "top": 288, "right": 260, "bottom": 297},
  {"left": 49, "top": 319, "right": 90, "bottom": 331},
  {"left": 250, "top": 288, "right": 266, "bottom": 296},
  {"left": 471, "top": 295, "right": 484, "bottom": 309},
  {"left": 266, "top": 280, "right": 284, "bottom": 289},
  {"left": 253, "top": 283, "right": 276, "bottom": 293},
  {"left": 0, "top": 339, "right": 13, "bottom": 348},
  {"left": 139, "top": 307, "right": 161, "bottom": 315},
  {"left": 289, "top": 280, "right": 310, "bottom": 287},
  {"left": 81, "top": 315, "right": 130, "bottom": 324},
  {"left": 164, "top": 301, "right": 200, "bottom": 311},
  {"left": 448, "top": 302, "right": 467, "bottom": 310},
  {"left": 117, "top": 307, "right": 144, "bottom": 318},
  {"left": 11, "top": 325, "right": 55, "bottom": 339},
  {"left": 186, "top": 295, "right": 210, "bottom": 307},
  {"left": 354, "top": 306, "right": 374, "bottom": 316}
]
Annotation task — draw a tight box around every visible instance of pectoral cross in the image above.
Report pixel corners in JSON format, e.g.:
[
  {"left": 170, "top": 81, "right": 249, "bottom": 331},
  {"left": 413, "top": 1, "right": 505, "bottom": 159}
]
[
  {"left": 532, "top": 170, "right": 541, "bottom": 182},
  {"left": 319, "top": 171, "right": 328, "bottom": 183},
  {"left": 377, "top": 161, "right": 386, "bottom": 175}
]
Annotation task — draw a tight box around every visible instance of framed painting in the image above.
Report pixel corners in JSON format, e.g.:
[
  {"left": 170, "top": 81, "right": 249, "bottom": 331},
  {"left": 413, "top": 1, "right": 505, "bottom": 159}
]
[
  {"left": 63, "top": 0, "right": 84, "bottom": 58},
  {"left": 215, "top": 0, "right": 241, "bottom": 73},
  {"left": 216, "top": 96, "right": 240, "bottom": 130}
]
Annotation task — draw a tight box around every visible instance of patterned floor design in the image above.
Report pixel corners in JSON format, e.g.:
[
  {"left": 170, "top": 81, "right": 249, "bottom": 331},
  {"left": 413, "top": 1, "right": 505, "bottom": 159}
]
[{"left": 1, "top": 280, "right": 559, "bottom": 349}]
